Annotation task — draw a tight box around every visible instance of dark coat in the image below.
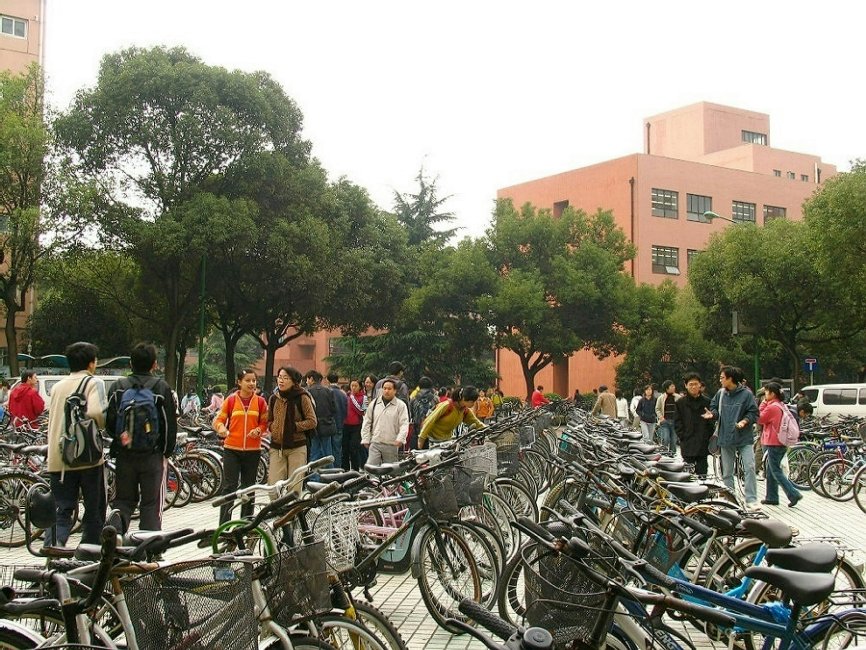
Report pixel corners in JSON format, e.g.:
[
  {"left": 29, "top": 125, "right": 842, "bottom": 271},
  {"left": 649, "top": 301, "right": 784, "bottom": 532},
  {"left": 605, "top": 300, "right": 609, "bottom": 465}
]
[{"left": 675, "top": 393, "right": 714, "bottom": 457}]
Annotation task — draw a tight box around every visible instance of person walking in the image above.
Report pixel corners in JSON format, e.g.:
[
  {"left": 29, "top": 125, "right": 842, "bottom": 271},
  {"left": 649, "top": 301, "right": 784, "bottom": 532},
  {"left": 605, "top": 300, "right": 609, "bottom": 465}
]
[
  {"left": 267, "top": 366, "right": 317, "bottom": 492},
  {"left": 214, "top": 369, "right": 268, "bottom": 524},
  {"left": 635, "top": 385, "right": 657, "bottom": 443},
  {"left": 327, "top": 372, "right": 347, "bottom": 467},
  {"left": 473, "top": 388, "right": 495, "bottom": 424},
  {"left": 106, "top": 343, "right": 177, "bottom": 533},
  {"left": 361, "top": 379, "right": 410, "bottom": 465},
  {"left": 615, "top": 390, "right": 629, "bottom": 425},
  {"left": 8, "top": 370, "right": 45, "bottom": 426},
  {"left": 591, "top": 385, "right": 617, "bottom": 418},
  {"left": 757, "top": 382, "right": 803, "bottom": 507},
  {"left": 703, "top": 366, "right": 760, "bottom": 511},
  {"left": 45, "top": 342, "right": 107, "bottom": 546},
  {"left": 305, "top": 370, "right": 339, "bottom": 468},
  {"left": 675, "top": 373, "right": 713, "bottom": 476},
  {"left": 342, "top": 379, "right": 366, "bottom": 470},
  {"left": 655, "top": 380, "right": 681, "bottom": 455}
]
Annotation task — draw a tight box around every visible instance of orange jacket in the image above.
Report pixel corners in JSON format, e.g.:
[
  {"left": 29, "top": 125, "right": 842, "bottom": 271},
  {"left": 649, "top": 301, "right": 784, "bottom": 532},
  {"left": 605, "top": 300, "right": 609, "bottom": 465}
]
[
  {"left": 214, "top": 392, "right": 268, "bottom": 451},
  {"left": 474, "top": 396, "right": 494, "bottom": 419}
]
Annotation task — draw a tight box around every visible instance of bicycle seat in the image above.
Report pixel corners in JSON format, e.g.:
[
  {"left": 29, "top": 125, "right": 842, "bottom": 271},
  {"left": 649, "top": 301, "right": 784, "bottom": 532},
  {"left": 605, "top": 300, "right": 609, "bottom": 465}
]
[
  {"left": 364, "top": 461, "right": 408, "bottom": 476},
  {"left": 315, "top": 470, "right": 362, "bottom": 483},
  {"left": 652, "top": 460, "right": 686, "bottom": 473},
  {"left": 742, "top": 518, "right": 793, "bottom": 548},
  {"left": 700, "top": 510, "right": 740, "bottom": 533},
  {"left": 766, "top": 543, "right": 838, "bottom": 573},
  {"left": 629, "top": 443, "right": 659, "bottom": 454},
  {"left": 305, "top": 481, "right": 334, "bottom": 494},
  {"left": 610, "top": 431, "right": 643, "bottom": 441},
  {"left": 743, "top": 566, "right": 835, "bottom": 605},
  {"left": 666, "top": 482, "right": 710, "bottom": 503},
  {"left": 649, "top": 468, "right": 693, "bottom": 483}
]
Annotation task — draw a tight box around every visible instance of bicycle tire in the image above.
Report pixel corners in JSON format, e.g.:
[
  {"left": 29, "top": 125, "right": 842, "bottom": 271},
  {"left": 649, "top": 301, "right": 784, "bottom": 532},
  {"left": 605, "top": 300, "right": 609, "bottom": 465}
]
[
  {"left": 415, "top": 525, "right": 481, "bottom": 633},
  {"left": 818, "top": 608, "right": 866, "bottom": 649},
  {"left": 313, "top": 615, "right": 390, "bottom": 650},
  {"left": 495, "top": 541, "right": 536, "bottom": 628},
  {"left": 808, "top": 451, "right": 841, "bottom": 495},
  {"left": 494, "top": 478, "right": 539, "bottom": 521},
  {"left": 448, "top": 520, "right": 503, "bottom": 606},
  {"left": 786, "top": 445, "right": 815, "bottom": 490},
  {"left": 703, "top": 537, "right": 763, "bottom": 593},
  {"left": 176, "top": 453, "right": 221, "bottom": 502},
  {"left": 852, "top": 464, "right": 866, "bottom": 515},
  {"left": 817, "top": 458, "right": 856, "bottom": 502},
  {"left": 0, "top": 624, "right": 39, "bottom": 649},
  {"left": 350, "top": 601, "right": 408, "bottom": 650},
  {"left": 261, "top": 635, "right": 338, "bottom": 650},
  {"left": 164, "top": 459, "right": 181, "bottom": 509},
  {"left": 0, "top": 471, "right": 45, "bottom": 547}
]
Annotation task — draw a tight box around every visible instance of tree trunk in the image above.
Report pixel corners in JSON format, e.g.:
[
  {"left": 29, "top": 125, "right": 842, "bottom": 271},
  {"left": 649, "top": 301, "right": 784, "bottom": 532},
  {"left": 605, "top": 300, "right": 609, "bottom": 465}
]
[
  {"left": 163, "top": 324, "right": 181, "bottom": 390},
  {"left": 224, "top": 333, "right": 239, "bottom": 389},
  {"left": 520, "top": 355, "right": 536, "bottom": 403},
  {"left": 789, "top": 346, "right": 801, "bottom": 392},
  {"left": 263, "top": 336, "right": 278, "bottom": 395},
  {"left": 4, "top": 298, "right": 19, "bottom": 378}
]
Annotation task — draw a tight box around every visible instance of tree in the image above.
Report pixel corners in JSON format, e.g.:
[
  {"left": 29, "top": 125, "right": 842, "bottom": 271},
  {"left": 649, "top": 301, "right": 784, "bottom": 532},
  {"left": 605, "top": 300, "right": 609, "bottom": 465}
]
[
  {"left": 393, "top": 168, "right": 458, "bottom": 249},
  {"left": 54, "top": 46, "right": 310, "bottom": 387},
  {"left": 0, "top": 65, "right": 96, "bottom": 376},
  {"left": 480, "top": 200, "right": 636, "bottom": 399},
  {"left": 688, "top": 220, "right": 859, "bottom": 390}
]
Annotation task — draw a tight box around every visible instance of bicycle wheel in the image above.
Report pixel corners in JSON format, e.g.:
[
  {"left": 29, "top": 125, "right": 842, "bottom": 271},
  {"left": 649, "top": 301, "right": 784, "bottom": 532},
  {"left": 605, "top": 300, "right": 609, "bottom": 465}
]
[
  {"left": 819, "top": 609, "right": 866, "bottom": 649},
  {"left": 176, "top": 454, "right": 221, "bottom": 502},
  {"left": 449, "top": 521, "right": 503, "bottom": 606},
  {"left": 314, "top": 615, "right": 390, "bottom": 650},
  {"left": 786, "top": 445, "right": 814, "bottom": 490},
  {"left": 808, "top": 451, "right": 840, "bottom": 494},
  {"left": 496, "top": 541, "right": 536, "bottom": 628},
  {"left": 0, "top": 625, "right": 39, "bottom": 649},
  {"left": 261, "top": 635, "right": 337, "bottom": 650},
  {"left": 852, "top": 464, "right": 866, "bottom": 514},
  {"left": 415, "top": 525, "right": 481, "bottom": 632},
  {"left": 164, "top": 459, "right": 181, "bottom": 509},
  {"left": 350, "top": 601, "right": 407, "bottom": 650},
  {"left": 494, "top": 478, "right": 539, "bottom": 521},
  {"left": 0, "top": 471, "right": 45, "bottom": 547},
  {"left": 703, "top": 537, "right": 763, "bottom": 593},
  {"left": 817, "top": 458, "right": 856, "bottom": 501}
]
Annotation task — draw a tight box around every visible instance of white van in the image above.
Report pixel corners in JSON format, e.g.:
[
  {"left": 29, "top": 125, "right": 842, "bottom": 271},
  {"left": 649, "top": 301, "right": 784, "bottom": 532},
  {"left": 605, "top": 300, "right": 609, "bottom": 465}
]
[{"left": 799, "top": 384, "right": 866, "bottom": 419}]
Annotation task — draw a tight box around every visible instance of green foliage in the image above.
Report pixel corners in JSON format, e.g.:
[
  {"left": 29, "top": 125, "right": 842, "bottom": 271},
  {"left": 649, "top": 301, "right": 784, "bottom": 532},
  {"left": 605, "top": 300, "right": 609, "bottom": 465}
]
[
  {"left": 543, "top": 392, "right": 562, "bottom": 401},
  {"left": 392, "top": 168, "right": 458, "bottom": 250},
  {"left": 185, "top": 332, "right": 262, "bottom": 390},
  {"left": 480, "top": 200, "right": 636, "bottom": 398}
]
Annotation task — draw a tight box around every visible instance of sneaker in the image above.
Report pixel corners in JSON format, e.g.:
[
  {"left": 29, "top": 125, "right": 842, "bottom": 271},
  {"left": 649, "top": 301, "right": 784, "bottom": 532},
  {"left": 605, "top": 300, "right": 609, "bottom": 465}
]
[
  {"left": 788, "top": 494, "right": 802, "bottom": 508},
  {"left": 760, "top": 499, "right": 779, "bottom": 506},
  {"left": 745, "top": 502, "right": 762, "bottom": 512}
]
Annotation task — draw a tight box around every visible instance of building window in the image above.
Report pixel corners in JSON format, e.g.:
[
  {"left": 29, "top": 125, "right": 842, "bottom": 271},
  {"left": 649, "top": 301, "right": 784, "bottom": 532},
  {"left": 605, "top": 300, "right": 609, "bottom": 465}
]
[
  {"left": 763, "top": 205, "right": 787, "bottom": 222},
  {"left": 742, "top": 130, "right": 767, "bottom": 145},
  {"left": 553, "top": 200, "right": 569, "bottom": 218},
  {"left": 686, "top": 194, "right": 712, "bottom": 222},
  {"left": 732, "top": 201, "right": 756, "bottom": 224},
  {"left": 651, "top": 188, "right": 678, "bottom": 219},
  {"left": 651, "top": 245, "right": 679, "bottom": 275},
  {"left": 787, "top": 171, "right": 796, "bottom": 180},
  {"left": 0, "top": 15, "right": 27, "bottom": 38},
  {"left": 773, "top": 169, "right": 782, "bottom": 177},
  {"left": 801, "top": 174, "right": 809, "bottom": 182},
  {"left": 687, "top": 249, "right": 701, "bottom": 267}
]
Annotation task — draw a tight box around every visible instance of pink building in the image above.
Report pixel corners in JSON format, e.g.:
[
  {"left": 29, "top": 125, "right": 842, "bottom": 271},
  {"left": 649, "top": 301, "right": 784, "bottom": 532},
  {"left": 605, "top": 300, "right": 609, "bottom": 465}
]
[
  {"left": 495, "top": 102, "right": 836, "bottom": 398},
  {"left": 0, "top": 0, "right": 43, "bottom": 74}
]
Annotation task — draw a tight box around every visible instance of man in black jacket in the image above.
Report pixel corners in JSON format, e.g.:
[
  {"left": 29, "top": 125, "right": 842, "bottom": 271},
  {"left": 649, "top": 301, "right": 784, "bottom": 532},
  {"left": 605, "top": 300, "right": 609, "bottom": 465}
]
[
  {"left": 675, "top": 372, "right": 714, "bottom": 476},
  {"left": 106, "top": 343, "right": 177, "bottom": 533},
  {"left": 305, "top": 370, "right": 337, "bottom": 469}
]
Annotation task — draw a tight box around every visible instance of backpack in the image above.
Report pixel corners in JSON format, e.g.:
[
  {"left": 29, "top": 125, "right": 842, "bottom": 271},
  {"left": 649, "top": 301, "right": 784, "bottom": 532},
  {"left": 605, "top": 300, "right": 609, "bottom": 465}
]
[
  {"left": 60, "top": 376, "right": 103, "bottom": 468},
  {"left": 411, "top": 391, "right": 438, "bottom": 427},
  {"left": 777, "top": 402, "right": 801, "bottom": 446},
  {"left": 114, "top": 377, "right": 163, "bottom": 453}
]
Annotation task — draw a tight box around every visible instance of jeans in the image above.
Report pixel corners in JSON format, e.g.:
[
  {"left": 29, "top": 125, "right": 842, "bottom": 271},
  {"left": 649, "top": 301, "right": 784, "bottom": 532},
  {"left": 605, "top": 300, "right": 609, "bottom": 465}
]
[
  {"left": 113, "top": 453, "right": 166, "bottom": 533},
  {"left": 331, "top": 431, "right": 343, "bottom": 468},
  {"left": 720, "top": 442, "right": 758, "bottom": 505},
  {"left": 308, "top": 434, "right": 337, "bottom": 469},
  {"left": 640, "top": 421, "right": 655, "bottom": 443},
  {"left": 657, "top": 421, "right": 677, "bottom": 455},
  {"left": 764, "top": 445, "right": 802, "bottom": 504},
  {"left": 47, "top": 466, "right": 107, "bottom": 546},
  {"left": 219, "top": 449, "right": 261, "bottom": 524}
]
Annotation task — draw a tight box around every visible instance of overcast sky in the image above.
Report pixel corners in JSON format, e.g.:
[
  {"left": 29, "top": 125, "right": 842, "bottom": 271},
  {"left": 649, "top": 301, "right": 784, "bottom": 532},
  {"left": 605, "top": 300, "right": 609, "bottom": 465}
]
[{"left": 43, "top": 1, "right": 864, "bottom": 238}]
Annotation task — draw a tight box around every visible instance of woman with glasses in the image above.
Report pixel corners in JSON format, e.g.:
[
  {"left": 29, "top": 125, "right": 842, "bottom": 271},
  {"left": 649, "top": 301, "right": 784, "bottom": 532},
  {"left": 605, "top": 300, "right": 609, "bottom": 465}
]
[{"left": 267, "top": 366, "right": 317, "bottom": 490}]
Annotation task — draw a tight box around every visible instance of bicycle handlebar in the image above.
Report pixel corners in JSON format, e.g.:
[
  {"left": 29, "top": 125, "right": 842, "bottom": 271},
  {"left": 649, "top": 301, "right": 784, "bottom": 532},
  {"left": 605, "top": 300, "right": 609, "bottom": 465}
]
[{"left": 211, "top": 455, "right": 335, "bottom": 506}]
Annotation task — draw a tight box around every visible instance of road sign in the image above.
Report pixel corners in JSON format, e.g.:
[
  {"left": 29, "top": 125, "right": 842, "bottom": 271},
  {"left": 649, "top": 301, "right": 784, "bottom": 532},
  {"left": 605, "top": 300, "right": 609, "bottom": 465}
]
[{"left": 803, "top": 357, "right": 819, "bottom": 373}]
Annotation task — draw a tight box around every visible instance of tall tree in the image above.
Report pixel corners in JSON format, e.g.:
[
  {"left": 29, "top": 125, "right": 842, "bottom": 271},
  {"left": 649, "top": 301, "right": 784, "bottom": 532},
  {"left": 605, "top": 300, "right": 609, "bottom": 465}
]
[
  {"left": 688, "top": 219, "right": 859, "bottom": 390},
  {"left": 54, "top": 46, "right": 310, "bottom": 386},
  {"left": 393, "top": 169, "right": 459, "bottom": 249},
  {"left": 480, "top": 200, "right": 636, "bottom": 399}
]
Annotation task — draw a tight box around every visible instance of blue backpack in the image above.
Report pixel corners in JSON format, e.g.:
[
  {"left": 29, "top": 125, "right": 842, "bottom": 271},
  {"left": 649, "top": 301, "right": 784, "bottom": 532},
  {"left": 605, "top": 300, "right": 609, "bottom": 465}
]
[{"left": 115, "top": 377, "right": 162, "bottom": 452}]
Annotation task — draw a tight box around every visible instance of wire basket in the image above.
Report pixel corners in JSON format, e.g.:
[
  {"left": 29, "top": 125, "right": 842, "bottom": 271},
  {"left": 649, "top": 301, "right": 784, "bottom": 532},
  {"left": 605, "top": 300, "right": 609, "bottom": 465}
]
[
  {"left": 558, "top": 435, "right": 581, "bottom": 462},
  {"left": 641, "top": 527, "right": 687, "bottom": 573},
  {"left": 260, "top": 541, "right": 331, "bottom": 625},
  {"left": 462, "top": 442, "right": 498, "bottom": 479},
  {"left": 607, "top": 509, "right": 643, "bottom": 552},
  {"left": 0, "top": 564, "right": 47, "bottom": 597},
  {"left": 519, "top": 425, "right": 537, "bottom": 448},
  {"left": 496, "top": 441, "right": 520, "bottom": 477},
  {"left": 122, "top": 560, "right": 257, "bottom": 650},
  {"left": 454, "top": 467, "right": 486, "bottom": 507},
  {"left": 418, "top": 471, "right": 459, "bottom": 521},
  {"left": 523, "top": 544, "right": 618, "bottom": 647},
  {"left": 312, "top": 501, "right": 363, "bottom": 574}
]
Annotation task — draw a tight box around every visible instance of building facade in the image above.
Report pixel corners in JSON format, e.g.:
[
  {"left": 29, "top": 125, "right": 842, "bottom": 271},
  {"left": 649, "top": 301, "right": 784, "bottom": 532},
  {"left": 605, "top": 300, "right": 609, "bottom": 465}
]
[
  {"left": 0, "top": 0, "right": 42, "bottom": 73},
  {"left": 496, "top": 102, "right": 836, "bottom": 398}
]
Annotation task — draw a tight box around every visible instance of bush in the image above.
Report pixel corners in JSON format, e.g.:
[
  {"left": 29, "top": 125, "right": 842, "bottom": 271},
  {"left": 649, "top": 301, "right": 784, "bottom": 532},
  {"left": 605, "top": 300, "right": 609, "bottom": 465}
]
[{"left": 544, "top": 392, "right": 562, "bottom": 402}]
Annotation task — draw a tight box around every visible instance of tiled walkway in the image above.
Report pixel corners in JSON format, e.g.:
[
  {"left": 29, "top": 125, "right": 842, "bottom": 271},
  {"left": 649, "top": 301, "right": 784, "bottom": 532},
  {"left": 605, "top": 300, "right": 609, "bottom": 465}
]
[{"left": 2, "top": 467, "right": 864, "bottom": 649}]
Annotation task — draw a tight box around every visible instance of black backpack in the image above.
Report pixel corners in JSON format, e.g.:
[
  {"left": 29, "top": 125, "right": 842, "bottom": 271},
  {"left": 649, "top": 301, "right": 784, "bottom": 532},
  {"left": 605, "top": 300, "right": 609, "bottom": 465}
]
[
  {"left": 411, "top": 391, "right": 438, "bottom": 427},
  {"left": 60, "top": 376, "right": 103, "bottom": 468},
  {"left": 114, "top": 377, "right": 163, "bottom": 453}
]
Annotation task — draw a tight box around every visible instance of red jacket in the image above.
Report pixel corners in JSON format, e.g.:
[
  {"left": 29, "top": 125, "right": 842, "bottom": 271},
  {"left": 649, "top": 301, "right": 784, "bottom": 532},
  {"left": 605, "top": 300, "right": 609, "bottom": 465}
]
[
  {"left": 758, "top": 399, "right": 785, "bottom": 447},
  {"left": 8, "top": 383, "right": 45, "bottom": 423},
  {"left": 531, "top": 390, "right": 550, "bottom": 409},
  {"left": 345, "top": 391, "right": 365, "bottom": 426}
]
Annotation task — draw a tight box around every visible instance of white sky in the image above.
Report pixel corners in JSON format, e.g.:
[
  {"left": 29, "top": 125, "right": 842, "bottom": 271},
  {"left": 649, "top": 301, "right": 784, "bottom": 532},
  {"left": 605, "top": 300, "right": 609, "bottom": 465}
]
[{"left": 43, "top": 0, "right": 865, "bottom": 238}]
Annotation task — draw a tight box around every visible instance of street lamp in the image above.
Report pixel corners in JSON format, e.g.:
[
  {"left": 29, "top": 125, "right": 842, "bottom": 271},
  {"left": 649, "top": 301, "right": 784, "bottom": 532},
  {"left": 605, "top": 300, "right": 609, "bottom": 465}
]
[{"left": 702, "top": 210, "right": 760, "bottom": 390}]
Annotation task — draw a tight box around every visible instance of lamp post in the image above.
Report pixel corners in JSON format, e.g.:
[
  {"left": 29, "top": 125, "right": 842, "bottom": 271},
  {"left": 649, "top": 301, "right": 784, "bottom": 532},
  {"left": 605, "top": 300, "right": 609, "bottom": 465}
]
[{"left": 702, "top": 210, "right": 760, "bottom": 391}]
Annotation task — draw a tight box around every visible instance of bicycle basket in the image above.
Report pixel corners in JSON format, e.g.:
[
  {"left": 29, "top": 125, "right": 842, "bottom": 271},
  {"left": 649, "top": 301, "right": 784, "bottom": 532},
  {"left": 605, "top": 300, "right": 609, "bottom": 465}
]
[
  {"left": 312, "top": 501, "right": 363, "bottom": 574},
  {"left": 523, "top": 545, "right": 617, "bottom": 647},
  {"left": 260, "top": 541, "right": 331, "bottom": 625},
  {"left": 558, "top": 435, "right": 581, "bottom": 462},
  {"left": 462, "top": 442, "right": 498, "bottom": 479},
  {"left": 0, "top": 564, "right": 47, "bottom": 598},
  {"left": 608, "top": 508, "right": 643, "bottom": 552},
  {"left": 520, "top": 425, "right": 537, "bottom": 447},
  {"left": 453, "top": 466, "right": 486, "bottom": 507},
  {"left": 122, "top": 560, "right": 257, "bottom": 650},
  {"left": 418, "top": 471, "right": 459, "bottom": 521},
  {"left": 496, "top": 435, "right": 520, "bottom": 478}
]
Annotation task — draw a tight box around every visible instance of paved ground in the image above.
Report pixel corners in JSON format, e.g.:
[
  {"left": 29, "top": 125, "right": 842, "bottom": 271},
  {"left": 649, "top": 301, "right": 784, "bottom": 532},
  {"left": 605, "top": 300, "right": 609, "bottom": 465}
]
[{"left": 2, "top": 463, "right": 865, "bottom": 649}]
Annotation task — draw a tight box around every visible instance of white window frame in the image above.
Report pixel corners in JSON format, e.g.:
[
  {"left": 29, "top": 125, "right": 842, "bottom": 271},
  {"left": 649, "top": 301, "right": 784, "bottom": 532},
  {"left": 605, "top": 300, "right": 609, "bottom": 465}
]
[{"left": 0, "top": 15, "right": 27, "bottom": 39}]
